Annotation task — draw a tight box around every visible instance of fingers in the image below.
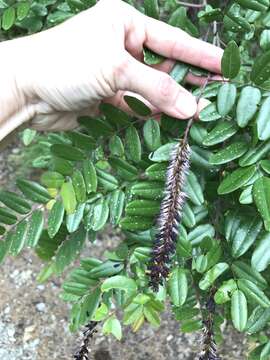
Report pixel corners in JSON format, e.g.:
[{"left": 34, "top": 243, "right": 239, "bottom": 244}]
[
  {"left": 142, "top": 16, "right": 223, "bottom": 74},
  {"left": 116, "top": 53, "right": 197, "bottom": 119}
]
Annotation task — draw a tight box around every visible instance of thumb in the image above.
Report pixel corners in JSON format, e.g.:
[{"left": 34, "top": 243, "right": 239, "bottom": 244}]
[{"left": 115, "top": 52, "right": 197, "bottom": 119}]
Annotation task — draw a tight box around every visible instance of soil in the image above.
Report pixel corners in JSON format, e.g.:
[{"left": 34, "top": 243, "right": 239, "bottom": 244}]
[{"left": 0, "top": 141, "right": 247, "bottom": 360}]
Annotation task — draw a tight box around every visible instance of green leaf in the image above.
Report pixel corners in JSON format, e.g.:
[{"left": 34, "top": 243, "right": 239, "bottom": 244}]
[
  {"left": 169, "top": 62, "right": 189, "bottom": 84},
  {"left": 199, "top": 263, "right": 229, "bottom": 290},
  {"left": 144, "top": 0, "right": 159, "bottom": 19},
  {"left": 143, "top": 119, "right": 161, "bottom": 151},
  {"left": 236, "top": 0, "right": 269, "bottom": 11},
  {"left": 96, "top": 168, "right": 118, "bottom": 191},
  {"left": 54, "top": 226, "right": 86, "bottom": 274},
  {"left": 9, "top": 220, "right": 28, "bottom": 256},
  {"left": 189, "top": 123, "right": 208, "bottom": 145},
  {"left": 109, "top": 135, "right": 125, "bottom": 157},
  {"left": 186, "top": 171, "right": 204, "bottom": 206},
  {"left": 17, "top": 1, "right": 31, "bottom": 21},
  {"left": 203, "top": 121, "right": 238, "bottom": 147},
  {"left": 110, "top": 157, "right": 138, "bottom": 181},
  {"left": 79, "top": 287, "right": 101, "bottom": 325},
  {"left": 0, "top": 207, "right": 17, "bottom": 225},
  {"left": 224, "top": 4, "right": 251, "bottom": 33},
  {"left": 131, "top": 181, "right": 164, "bottom": 200},
  {"left": 99, "top": 103, "right": 129, "bottom": 128},
  {"left": 182, "top": 202, "right": 196, "bottom": 228},
  {"left": 126, "top": 126, "right": 142, "bottom": 163},
  {"left": 48, "top": 201, "right": 65, "bottom": 239},
  {"left": 82, "top": 160, "right": 97, "bottom": 194},
  {"left": 93, "top": 303, "right": 109, "bottom": 322},
  {"left": 239, "top": 185, "right": 253, "bottom": 204},
  {"left": 261, "top": 341, "right": 270, "bottom": 360},
  {"left": 41, "top": 171, "right": 64, "bottom": 189},
  {"left": 238, "top": 278, "right": 270, "bottom": 307},
  {"left": 89, "top": 260, "right": 124, "bottom": 279},
  {"left": 232, "top": 261, "right": 267, "bottom": 289},
  {"left": 199, "top": 102, "right": 221, "bottom": 122},
  {"left": 50, "top": 144, "right": 86, "bottom": 161},
  {"left": 101, "top": 275, "right": 137, "bottom": 294},
  {"left": 26, "top": 210, "right": 44, "bottom": 248},
  {"left": 143, "top": 47, "right": 164, "bottom": 66},
  {"left": 252, "top": 233, "right": 270, "bottom": 271},
  {"left": 236, "top": 86, "right": 261, "bottom": 127},
  {"left": 103, "top": 316, "right": 122, "bottom": 340},
  {"left": 143, "top": 305, "right": 160, "bottom": 327},
  {"left": 214, "top": 279, "right": 237, "bottom": 304},
  {"left": 51, "top": 157, "right": 73, "bottom": 176},
  {"left": 2, "top": 7, "right": 15, "bottom": 30},
  {"left": 66, "top": 203, "right": 85, "bottom": 233},
  {"left": 124, "top": 96, "right": 151, "bottom": 117},
  {"left": 217, "top": 83, "right": 237, "bottom": 117},
  {"left": 231, "top": 290, "right": 248, "bottom": 332},
  {"left": 253, "top": 177, "right": 270, "bottom": 231},
  {"left": 210, "top": 142, "right": 248, "bottom": 165},
  {"left": 149, "top": 142, "right": 176, "bottom": 162},
  {"left": 218, "top": 165, "right": 256, "bottom": 195},
  {"left": 239, "top": 140, "right": 270, "bottom": 167},
  {"left": 72, "top": 169, "right": 86, "bottom": 203},
  {"left": 109, "top": 190, "right": 125, "bottom": 226},
  {"left": 120, "top": 216, "right": 153, "bottom": 231},
  {"left": 60, "top": 182, "right": 77, "bottom": 215},
  {"left": 0, "top": 232, "right": 13, "bottom": 264},
  {"left": 91, "top": 198, "right": 109, "bottom": 231},
  {"left": 168, "top": 268, "right": 188, "bottom": 306},
  {"left": 251, "top": 50, "right": 270, "bottom": 85},
  {"left": 260, "top": 29, "right": 270, "bottom": 50},
  {"left": 145, "top": 163, "right": 167, "bottom": 181},
  {"left": 188, "top": 224, "right": 215, "bottom": 245},
  {"left": 246, "top": 306, "right": 270, "bottom": 334},
  {"left": 22, "top": 129, "right": 36, "bottom": 146},
  {"left": 231, "top": 216, "right": 262, "bottom": 258},
  {"left": 257, "top": 97, "right": 270, "bottom": 140},
  {"left": 221, "top": 41, "right": 241, "bottom": 79},
  {"left": 181, "top": 319, "right": 202, "bottom": 333},
  {"left": 17, "top": 179, "right": 51, "bottom": 204},
  {"left": 78, "top": 116, "right": 114, "bottom": 138},
  {"left": 126, "top": 199, "right": 159, "bottom": 217}
]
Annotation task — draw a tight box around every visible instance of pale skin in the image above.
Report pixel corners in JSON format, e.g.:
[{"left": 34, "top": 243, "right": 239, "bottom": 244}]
[{"left": 0, "top": 0, "right": 223, "bottom": 141}]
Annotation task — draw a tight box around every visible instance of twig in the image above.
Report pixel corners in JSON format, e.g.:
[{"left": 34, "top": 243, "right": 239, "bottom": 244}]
[{"left": 176, "top": 1, "right": 206, "bottom": 8}]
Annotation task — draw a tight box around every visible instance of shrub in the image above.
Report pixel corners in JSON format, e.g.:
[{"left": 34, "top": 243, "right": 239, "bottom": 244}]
[{"left": 2, "top": 0, "right": 270, "bottom": 358}]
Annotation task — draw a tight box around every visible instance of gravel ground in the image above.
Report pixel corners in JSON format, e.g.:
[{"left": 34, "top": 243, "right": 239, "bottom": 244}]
[{"left": 0, "top": 140, "right": 247, "bottom": 360}]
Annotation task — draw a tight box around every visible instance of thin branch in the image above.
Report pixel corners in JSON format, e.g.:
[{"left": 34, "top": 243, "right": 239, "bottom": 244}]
[{"left": 176, "top": 1, "right": 205, "bottom": 8}]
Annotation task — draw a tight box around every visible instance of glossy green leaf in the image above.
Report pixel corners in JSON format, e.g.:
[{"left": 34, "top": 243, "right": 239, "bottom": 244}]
[
  {"left": 199, "top": 103, "right": 221, "bottom": 122},
  {"left": 103, "top": 316, "right": 122, "bottom": 340},
  {"left": 251, "top": 50, "right": 270, "bottom": 85},
  {"left": 124, "top": 96, "right": 151, "bottom": 117},
  {"left": 210, "top": 142, "right": 248, "bottom": 165},
  {"left": 231, "top": 261, "right": 267, "bottom": 289},
  {"left": 54, "top": 226, "right": 86, "bottom": 274},
  {"left": 60, "top": 182, "right": 77, "bottom": 215},
  {"left": 170, "top": 62, "right": 189, "bottom": 84},
  {"left": 214, "top": 279, "right": 237, "bottom": 304},
  {"left": 221, "top": 41, "right": 241, "bottom": 79},
  {"left": 17, "top": 1, "right": 31, "bottom": 21},
  {"left": 168, "top": 268, "right": 188, "bottom": 306},
  {"left": 50, "top": 144, "right": 85, "bottom": 161},
  {"left": 260, "top": 29, "right": 270, "bottom": 50},
  {"left": 143, "top": 47, "right": 164, "bottom": 65},
  {"left": 239, "top": 140, "right": 270, "bottom": 166},
  {"left": 82, "top": 160, "right": 97, "bottom": 194},
  {"left": 9, "top": 220, "right": 28, "bottom": 256},
  {"left": 199, "top": 262, "right": 229, "bottom": 290},
  {"left": 131, "top": 181, "right": 164, "bottom": 200},
  {"left": 96, "top": 168, "right": 118, "bottom": 191},
  {"left": 0, "top": 207, "right": 17, "bottom": 225},
  {"left": 2, "top": 7, "right": 15, "bottom": 30},
  {"left": 149, "top": 142, "right": 176, "bottom": 162},
  {"left": 231, "top": 290, "right": 248, "bottom": 332},
  {"left": 22, "top": 128, "right": 36, "bottom": 146},
  {"left": 188, "top": 224, "right": 215, "bottom": 245},
  {"left": 126, "top": 199, "right": 159, "bottom": 217},
  {"left": 120, "top": 216, "right": 153, "bottom": 231},
  {"left": 126, "top": 126, "right": 142, "bottom": 163},
  {"left": 101, "top": 275, "right": 137, "bottom": 294},
  {"left": 218, "top": 165, "right": 256, "bottom": 194},
  {"left": 203, "top": 121, "right": 238, "bottom": 147},
  {"left": 66, "top": 203, "right": 85, "bottom": 233},
  {"left": 186, "top": 171, "right": 204, "bottom": 205},
  {"left": 109, "top": 135, "right": 125, "bottom": 157},
  {"left": 238, "top": 278, "right": 270, "bottom": 307},
  {"left": 253, "top": 177, "right": 270, "bottom": 231},
  {"left": 246, "top": 306, "right": 270, "bottom": 334},
  {"left": 17, "top": 179, "right": 51, "bottom": 204},
  {"left": 72, "top": 169, "right": 86, "bottom": 203},
  {"left": 41, "top": 171, "right": 64, "bottom": 189},
  {"left": 143, "top": 119, "right": 161, "bottom": 151},
  {"left": 252, "top": 232, "right": 270, "bottom": 271},
  {"left": 89, "top": 260, "right": 124, "bottom": 279},
  {"left": 51, "top": 157, "right": 73, "bottom": 176},
  {"left": 257, "top": 97, "right": 270, "bottom": 140},
  {"left": 26, "top": 210, "right": 44, "bottom": 248},
  {"left": 0, "top": 191, "right": 31, "bottom": 215},
  {"left": 48, "top": 201, "right": 65, "bottom": 239},
  {"left": 91, "top": 199, "right": 109, "bottom": 231},
  {"left": 236, "top": 0, "right": 269, "bottom": 11},
  {"left": 109, "top": 190, "right": 125, "bottom": 225},
  {"left": 100, "top": 103, "right": 129, "bottom": 128},
  {"left": 237, "top": 86, "right": 261, "bottom": 127},
  {"left": 217, "top": 83, "right": 237, "bottom": 117},
  {"left": 110, "top": 157, "right": 138, "bottom": 181},
  {"left": 144, "top": 0, "right": 159, "bottom": 18}
]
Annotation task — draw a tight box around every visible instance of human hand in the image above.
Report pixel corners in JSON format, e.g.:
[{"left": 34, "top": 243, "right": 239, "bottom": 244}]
[{"left": 1, "top": 0, "right": 223, "bottom": 135}]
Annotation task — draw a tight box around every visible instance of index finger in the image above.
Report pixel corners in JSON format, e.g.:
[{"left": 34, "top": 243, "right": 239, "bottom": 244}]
[{"left": 143, "top": 16, "right": 223, "bottom": 74}]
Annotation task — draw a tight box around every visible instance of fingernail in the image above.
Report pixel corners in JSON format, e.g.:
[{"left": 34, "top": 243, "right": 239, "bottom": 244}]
[{"left": 175, "top": 94, "right": 197, "bottom": 119}]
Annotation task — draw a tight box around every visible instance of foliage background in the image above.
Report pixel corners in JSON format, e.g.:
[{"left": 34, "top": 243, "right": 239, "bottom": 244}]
[{"left": 2, "top": 0, "right": 270, "bottom": 359}]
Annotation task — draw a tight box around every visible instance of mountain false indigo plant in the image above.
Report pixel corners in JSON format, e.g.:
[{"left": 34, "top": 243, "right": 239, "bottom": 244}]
[{"left": 2, "top": 0, "right": 270, "bottom": 359}]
